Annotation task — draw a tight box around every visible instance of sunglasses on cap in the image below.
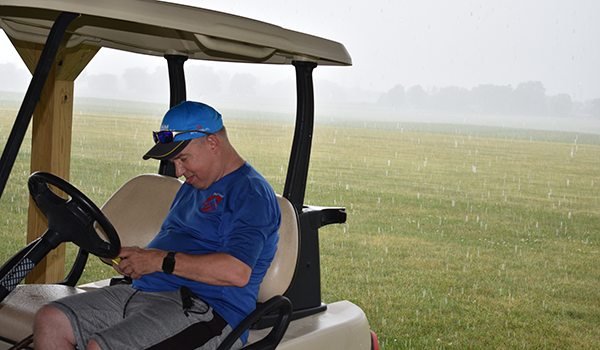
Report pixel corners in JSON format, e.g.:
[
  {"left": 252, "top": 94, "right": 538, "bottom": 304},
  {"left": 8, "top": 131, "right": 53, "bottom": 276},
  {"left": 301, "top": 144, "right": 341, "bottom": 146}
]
[{"left": 152, "top": 130, "right": 210, "bottom": 144}]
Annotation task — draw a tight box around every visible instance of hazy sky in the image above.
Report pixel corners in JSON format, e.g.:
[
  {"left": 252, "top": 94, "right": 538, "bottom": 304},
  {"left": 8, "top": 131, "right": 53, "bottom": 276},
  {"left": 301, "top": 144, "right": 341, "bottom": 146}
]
[{"left": 1, "top": 0, "right": 599, "bottom": 100}]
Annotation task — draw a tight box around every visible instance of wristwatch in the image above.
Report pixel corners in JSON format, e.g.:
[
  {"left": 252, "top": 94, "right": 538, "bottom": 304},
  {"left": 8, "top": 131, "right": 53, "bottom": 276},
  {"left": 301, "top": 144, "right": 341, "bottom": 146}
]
[{"left": 162, "top": 251, "right": 176, "bottom": 274}]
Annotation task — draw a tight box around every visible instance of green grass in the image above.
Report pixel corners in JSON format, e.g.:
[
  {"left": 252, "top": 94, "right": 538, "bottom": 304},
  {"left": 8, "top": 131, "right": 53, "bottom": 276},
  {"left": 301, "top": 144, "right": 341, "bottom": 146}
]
[
  {"left": 313, "top": 124, "right": 600, "bottom": 349},
  {"left": 1, "top": 105, "right": 599, "bottom": 349}
]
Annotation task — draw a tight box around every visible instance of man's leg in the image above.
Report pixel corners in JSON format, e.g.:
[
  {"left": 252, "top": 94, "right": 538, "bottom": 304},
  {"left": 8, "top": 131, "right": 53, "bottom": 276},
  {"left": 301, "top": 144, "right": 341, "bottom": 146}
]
[
  {"left": 33, "top": 305, "right": 78, "bottom": 350},
  {"left": 33, "top": 285, "right": 137, "bottom": 350},
  {"left": 86, "top": 339, "right": 102, "bottom": 350}
]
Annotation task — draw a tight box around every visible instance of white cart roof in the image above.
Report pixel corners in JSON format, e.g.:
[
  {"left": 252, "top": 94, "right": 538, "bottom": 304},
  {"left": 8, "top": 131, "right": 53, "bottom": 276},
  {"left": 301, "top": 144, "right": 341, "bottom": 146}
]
[{"left": 0, "top": 0, "right": 351, "bottom": 66}]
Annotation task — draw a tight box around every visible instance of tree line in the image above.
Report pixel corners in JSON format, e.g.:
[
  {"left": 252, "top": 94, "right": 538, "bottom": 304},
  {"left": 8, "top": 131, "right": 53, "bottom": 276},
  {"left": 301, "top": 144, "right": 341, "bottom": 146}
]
[
  {"left": 378, "top": 81, "right": 600, "bottom": 118},
  {"left": 2, "top": 62, "right": 599, "bottom": 118}
]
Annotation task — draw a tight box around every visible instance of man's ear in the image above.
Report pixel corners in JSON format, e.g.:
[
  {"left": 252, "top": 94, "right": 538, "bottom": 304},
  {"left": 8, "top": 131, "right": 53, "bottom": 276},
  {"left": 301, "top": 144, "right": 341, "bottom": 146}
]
[{"left": 206, "top": 134, "right": 221, "bottom": 154}]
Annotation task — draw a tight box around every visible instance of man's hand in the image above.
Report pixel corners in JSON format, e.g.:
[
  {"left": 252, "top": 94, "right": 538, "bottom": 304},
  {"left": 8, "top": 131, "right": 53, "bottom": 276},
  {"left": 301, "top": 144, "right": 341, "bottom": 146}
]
[
  {"left": 112, "top": 247, "right": 252, "bottom": 287},
  {"left": 112, "top": 246, "right": 165, "bottom": 279}
]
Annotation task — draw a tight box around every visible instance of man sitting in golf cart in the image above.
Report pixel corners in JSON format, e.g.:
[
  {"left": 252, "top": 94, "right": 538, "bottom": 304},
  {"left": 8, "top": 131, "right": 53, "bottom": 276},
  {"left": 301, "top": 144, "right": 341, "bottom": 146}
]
[{"left": 33, "top": 101, "right": 281, "bottom": 350}]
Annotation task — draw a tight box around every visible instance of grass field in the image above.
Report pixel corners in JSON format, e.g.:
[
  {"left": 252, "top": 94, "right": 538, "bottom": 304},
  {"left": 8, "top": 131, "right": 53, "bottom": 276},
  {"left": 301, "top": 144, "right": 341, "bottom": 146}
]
[{"left": 1, "top": 104, "right": 599, "bottom": 349}]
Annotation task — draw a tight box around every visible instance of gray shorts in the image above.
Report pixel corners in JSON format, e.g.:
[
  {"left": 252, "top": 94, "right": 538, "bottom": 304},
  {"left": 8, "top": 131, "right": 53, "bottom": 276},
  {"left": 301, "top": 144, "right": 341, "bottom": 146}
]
[{"left": 48, "top": 284, "right": 243, "bottom": 350}]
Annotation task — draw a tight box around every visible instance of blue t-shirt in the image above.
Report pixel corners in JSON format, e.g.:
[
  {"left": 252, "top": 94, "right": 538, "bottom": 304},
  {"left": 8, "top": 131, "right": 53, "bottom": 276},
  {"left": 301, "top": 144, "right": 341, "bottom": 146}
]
[{"left": 132, "top": 162, "right": 281, "bottom": 343}]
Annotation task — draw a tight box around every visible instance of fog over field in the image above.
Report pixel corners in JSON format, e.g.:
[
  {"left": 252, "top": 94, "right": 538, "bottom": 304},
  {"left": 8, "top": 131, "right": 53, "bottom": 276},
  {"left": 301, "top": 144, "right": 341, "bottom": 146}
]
[{"left": 1, "top": 0, "right": 599, "bottom": 136}]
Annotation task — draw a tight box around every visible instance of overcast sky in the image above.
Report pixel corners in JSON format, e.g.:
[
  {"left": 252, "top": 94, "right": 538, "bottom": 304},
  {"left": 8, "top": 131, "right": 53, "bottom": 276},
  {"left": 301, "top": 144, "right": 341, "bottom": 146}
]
[{"left": 1, "top": 0, "right": 599, "bottom": 101}]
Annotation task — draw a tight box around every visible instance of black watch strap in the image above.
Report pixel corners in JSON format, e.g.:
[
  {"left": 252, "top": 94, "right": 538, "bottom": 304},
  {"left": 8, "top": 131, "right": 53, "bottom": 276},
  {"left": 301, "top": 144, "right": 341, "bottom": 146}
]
[{"left": 162, "top": 251, "right": 176, "bottom": 274}]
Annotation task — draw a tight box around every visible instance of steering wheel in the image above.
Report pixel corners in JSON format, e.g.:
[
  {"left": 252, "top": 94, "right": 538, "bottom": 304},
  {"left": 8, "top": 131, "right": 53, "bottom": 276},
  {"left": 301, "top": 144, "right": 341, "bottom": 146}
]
[{"left": 0, "top": 171, "right": 120, "bottom": 301}]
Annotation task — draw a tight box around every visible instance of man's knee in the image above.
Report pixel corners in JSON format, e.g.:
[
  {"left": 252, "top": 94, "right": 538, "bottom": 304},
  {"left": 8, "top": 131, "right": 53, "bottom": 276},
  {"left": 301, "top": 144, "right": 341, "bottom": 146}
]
[
  {"left": 34, "top": 305, "right": 67, "bottom": 328},
  {"left": 34, "top": 305, "right": 77, "bottom": 348}
]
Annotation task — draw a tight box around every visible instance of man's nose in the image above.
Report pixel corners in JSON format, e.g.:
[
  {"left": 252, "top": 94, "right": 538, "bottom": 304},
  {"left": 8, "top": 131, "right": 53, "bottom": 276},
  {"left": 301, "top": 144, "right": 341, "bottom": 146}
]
[{"left": 174, "top": 160, "right": 185, "bottom": 178}]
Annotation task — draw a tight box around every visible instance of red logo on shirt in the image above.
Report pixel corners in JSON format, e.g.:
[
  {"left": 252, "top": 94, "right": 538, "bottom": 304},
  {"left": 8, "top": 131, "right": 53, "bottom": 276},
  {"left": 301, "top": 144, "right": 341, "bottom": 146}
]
[{"left": 202, "top": 194, "right": 223, "bottom": 213}]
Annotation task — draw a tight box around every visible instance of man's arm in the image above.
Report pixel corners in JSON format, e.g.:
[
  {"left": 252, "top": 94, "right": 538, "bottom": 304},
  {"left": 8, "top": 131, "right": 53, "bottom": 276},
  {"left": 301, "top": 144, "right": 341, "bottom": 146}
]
[{"left": 114, "top": 247, "right": 252, "bottom": 287}]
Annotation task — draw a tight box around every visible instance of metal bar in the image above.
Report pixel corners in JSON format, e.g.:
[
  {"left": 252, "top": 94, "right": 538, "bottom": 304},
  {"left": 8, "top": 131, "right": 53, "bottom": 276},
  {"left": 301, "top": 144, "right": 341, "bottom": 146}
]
[
  {"left": 0, "top": 11, "right": 79, "bottom": 198},
  {"left": 165, "top": 54, "right": 188, "bottom": 107},
  {"left": 159, "top": 54, "right": 188, "bottom": 177},
  {"left": 283, "top": 61, "right": 317, "bottom": 212}
]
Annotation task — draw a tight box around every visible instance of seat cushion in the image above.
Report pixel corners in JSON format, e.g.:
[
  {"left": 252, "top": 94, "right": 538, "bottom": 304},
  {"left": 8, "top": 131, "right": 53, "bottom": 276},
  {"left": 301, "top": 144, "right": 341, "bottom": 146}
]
[{"left": 0, "top": 284, "right": 84, "bottom": 344}]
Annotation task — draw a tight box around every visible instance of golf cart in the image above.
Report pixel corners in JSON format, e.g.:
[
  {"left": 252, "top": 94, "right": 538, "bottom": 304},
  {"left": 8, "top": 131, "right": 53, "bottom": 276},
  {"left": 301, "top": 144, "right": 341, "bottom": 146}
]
[{"left": 0, "top": 0, "right": 378, "bottom": 349}]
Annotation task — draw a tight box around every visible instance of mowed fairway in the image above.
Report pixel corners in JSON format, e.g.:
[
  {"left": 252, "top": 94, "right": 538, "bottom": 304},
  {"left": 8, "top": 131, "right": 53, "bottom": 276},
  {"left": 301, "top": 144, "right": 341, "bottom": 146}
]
[{"left": 1, "top": 105, "right": 599, "bottom": 349}]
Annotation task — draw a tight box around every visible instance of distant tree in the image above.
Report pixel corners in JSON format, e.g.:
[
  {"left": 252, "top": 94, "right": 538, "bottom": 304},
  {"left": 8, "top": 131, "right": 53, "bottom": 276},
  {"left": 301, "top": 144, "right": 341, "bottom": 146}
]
[
  {"left": 83, "top": 73, "right": 120, "bottom": 99},
  {"left": 548, "top": 93, "right": 573, "bottom": 117},
  {"left": 122, "top": 66, "right": 168, "bottom": 100},
  {"left": 431, "top": 86, "right": 470, "bottom": 112},
  {"left": 263, "top": 79, "right": 295, "bottom": 100},
  {"left": 406, "top": 85, "right": 427, "bottom": 110},
  {"left": 186, "top": 65, "right": 221, "bottom": 100},
  {"left": 589, "top": 98, "right": 600, "bottom": 118},
  {"left": 0, "top": 63, "right": 30, "bottom": 92},
  {"left": 378, "top": 84, "right": 404, "bottom": 109},
  {"left": 511, "top": 81, "right": 547, "bottom": 116},
  {"left": 471, "top": 84, "right": 513, "bottom": 114},
  {"left": 314, "top": 80, "right": 347, "bottom": 103},
  {"left": 230, "top": 73, "right": 258, "bottom": 95}
]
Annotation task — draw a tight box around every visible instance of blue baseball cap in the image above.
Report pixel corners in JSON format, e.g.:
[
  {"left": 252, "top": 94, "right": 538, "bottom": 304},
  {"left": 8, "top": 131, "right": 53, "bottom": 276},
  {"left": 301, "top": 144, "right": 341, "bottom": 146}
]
[{"left": 143, "top": 101, "right": 223, "bottom": 160}]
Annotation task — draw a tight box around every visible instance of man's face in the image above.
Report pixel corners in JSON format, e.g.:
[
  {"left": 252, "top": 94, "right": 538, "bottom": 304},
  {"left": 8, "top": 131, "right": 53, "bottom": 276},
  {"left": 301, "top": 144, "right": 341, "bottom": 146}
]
[{"left": 169, "top": 137, "right": 218, "bottom": 190}]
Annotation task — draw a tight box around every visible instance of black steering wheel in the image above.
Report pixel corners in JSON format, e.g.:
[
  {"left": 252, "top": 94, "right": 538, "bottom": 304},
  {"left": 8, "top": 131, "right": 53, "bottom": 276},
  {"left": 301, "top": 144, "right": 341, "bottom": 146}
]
[{"left": 0, "top": 171, "right": 120, "bottom": 301}]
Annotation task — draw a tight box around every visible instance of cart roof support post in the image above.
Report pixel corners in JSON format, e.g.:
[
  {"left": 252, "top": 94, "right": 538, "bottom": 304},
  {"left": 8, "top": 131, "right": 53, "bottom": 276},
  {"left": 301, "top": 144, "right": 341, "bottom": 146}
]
[
  {"left": 159, "top": 54, "right": 188, "bottom": 177},
  {"left": 0, "top": 12, "right": 99, "bottom": 284}
]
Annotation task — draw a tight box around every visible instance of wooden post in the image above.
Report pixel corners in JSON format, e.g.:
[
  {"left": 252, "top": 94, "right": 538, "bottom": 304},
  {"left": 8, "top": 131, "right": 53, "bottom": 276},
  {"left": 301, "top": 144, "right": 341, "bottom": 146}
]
[{"left": 9, "top": 37, "right": 99, "bottom": 284}]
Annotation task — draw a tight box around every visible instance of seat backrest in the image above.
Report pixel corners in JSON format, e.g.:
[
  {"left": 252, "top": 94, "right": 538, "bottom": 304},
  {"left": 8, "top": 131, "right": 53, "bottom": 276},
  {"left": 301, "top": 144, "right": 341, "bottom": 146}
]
[
  {"left": 100, "top": 174, "right": 183, "bottom": 260},
  {"left": 100, "top": 175, "right": 298, "bottom": 301},
  {"left": 257, "top": 195, "right": 299, "bottom": 303}
]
